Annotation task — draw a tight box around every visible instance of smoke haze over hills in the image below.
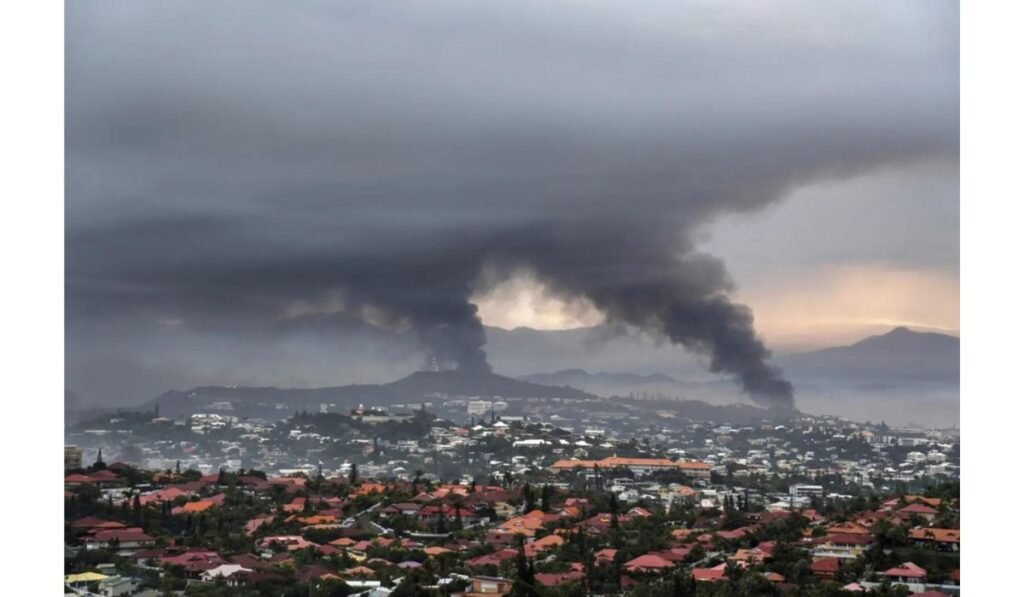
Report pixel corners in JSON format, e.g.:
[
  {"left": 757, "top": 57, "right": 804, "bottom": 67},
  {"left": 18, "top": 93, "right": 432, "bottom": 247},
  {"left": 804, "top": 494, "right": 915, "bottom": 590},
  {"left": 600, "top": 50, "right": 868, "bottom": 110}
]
[{"left": 67, "top": 320, "right": 958, "bottom": 427}]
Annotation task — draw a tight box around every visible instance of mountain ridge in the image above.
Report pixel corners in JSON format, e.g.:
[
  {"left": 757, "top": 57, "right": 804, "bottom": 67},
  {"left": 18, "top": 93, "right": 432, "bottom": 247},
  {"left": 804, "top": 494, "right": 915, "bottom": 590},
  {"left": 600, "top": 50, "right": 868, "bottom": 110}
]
[
  {"left": 779, "top": 326, "right": 959, "bottom": 383},
  {"left": 140, "top": 371, "right": 598, "bottom": 419},
  {"left": 69, "top": 327, "right": 957, "bottom": 426}
]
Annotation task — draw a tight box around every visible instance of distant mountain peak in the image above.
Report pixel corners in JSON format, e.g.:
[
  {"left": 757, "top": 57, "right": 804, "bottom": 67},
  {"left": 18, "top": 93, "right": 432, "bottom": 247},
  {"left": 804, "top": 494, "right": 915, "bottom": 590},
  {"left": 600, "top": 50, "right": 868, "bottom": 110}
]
[
  {"left": 850, "top": 326, "right": 958, "bottom": 348},
  {"left": 782, "top": 325, "right": 958, "bottom": 385}
]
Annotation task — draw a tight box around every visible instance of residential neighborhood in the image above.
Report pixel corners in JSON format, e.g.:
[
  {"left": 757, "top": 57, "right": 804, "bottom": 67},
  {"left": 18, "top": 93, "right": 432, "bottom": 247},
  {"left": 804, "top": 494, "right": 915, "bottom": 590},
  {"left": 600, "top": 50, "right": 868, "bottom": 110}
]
[{"left": 65, "top": 403, "right": 959, "bottom": 596}]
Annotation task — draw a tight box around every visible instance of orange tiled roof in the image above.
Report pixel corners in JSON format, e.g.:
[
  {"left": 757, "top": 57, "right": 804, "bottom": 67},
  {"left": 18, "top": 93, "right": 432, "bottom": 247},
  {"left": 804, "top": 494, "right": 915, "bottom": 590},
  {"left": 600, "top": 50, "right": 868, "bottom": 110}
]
[
  {"left": 692, "top": 563, "right": 728, "bottom": 582},
  {"left": 533, "top": 534, "right": 565, "bottom": 548},
  {"left": 353, "top": 482, "right": 388, "bottom": 496},
  {"left": 883, "top": 495, "right": 942, "bottom": 509},
  {"left": 883, "top": 562, "right": 927, "bottom": 579},
  {"left": 550, "top": 459, "right": 598, "bottom": 470},
  {"left": 624, "top": 554, "right": 676, "bottom": 571},
  {"left": 499, "top": 515, "right": 545, "bottom": 535},
  {"left": 826, "top": 521, "right": 872, "bottom": 535},
  {"left": 899, "top": 503, "right": 939, "bottom": 515},
  {"left": 908, "top": 528, "right": 959, "bottom": 543},
  {"left": 181, "top": 500, "right": 216, "bottom": 513},
  {"left": 764, "top": 571, "right": 785, "bottom": 582},
  {"left": 602, "top": 456, "right": 677, "bottom": 467},
  {"left": 729, "top": 548, "right": 768, "bottom": 563},
  {"left": 550, "top": 457, "right": 709, "bottom": 471}
]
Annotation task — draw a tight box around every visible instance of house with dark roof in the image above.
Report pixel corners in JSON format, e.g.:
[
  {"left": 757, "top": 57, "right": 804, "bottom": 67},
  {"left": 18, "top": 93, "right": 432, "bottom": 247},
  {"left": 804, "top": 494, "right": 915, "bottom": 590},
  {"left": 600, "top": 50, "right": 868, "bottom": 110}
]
[
  {"left": 295, "top": 565, "right": 342, "bottom": 583},
  {"left": 381, "top": 502, "right": 421, "bottom": 516}
]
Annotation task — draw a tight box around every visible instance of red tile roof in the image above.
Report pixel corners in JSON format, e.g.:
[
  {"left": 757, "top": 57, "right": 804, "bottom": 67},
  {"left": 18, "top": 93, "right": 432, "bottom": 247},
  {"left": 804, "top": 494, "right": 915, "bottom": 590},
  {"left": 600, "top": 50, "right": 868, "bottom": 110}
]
[
  {"left": 550, "top": 457, "right": 709, "bottom": 471},
  {"left": 716, "top": 527, "right": 751, "bottom": 540},
  {"left": 624, "top": 554, "right": 676, "bottom": 572},
  {"left": 756, "top": 541, "right": 777, "bottom": 556},
  {"left": 70, "top": 516, "right": 122, "bottom": 529},
  {"left": 822, "top": 533, "right": 874, "bottom": 546},
  {"left": 651, "top": 547, "right": 693, "bottom": 562},
  {"left": 884, "top": 562, "right": 927, "bottom": 579},
  {"left": 244, "top": 515, "right": 273, "bottom": 536},
  {"left": 160, "top": 550, "right": 224, "bottom": 570},
  {"left": 88, "top": 470, "right": 121, "bottom": 482},
  {"left": 825, "top": 521, "right": 872, "bottom": 535},
  {"left": 535, "top": 571, "right": 585, "bottom": 587},
  {"left": 89, "top": 527, "right": 155, "bottom": 544},
  {"left": 467, "top": 548, "right": 518, "bottom": 568},
  {"left": 692, "top": 563, "right": 727, "bottom": 582},
  {"left": 908, "top": 527, "right": 959, "bottom": 543},
  {"left": 899, "top": 503, "right": 939, "bottom": 515},
  {"left": 810, "top": 557, "right": 841, "bottom": 574}
]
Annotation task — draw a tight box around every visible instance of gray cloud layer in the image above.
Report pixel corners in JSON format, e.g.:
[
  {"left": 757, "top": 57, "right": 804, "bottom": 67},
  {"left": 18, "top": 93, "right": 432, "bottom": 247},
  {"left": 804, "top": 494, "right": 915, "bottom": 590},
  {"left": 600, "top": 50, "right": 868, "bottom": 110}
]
[{"left": 66, "top": 1, "right": 958, "bottom": 407}]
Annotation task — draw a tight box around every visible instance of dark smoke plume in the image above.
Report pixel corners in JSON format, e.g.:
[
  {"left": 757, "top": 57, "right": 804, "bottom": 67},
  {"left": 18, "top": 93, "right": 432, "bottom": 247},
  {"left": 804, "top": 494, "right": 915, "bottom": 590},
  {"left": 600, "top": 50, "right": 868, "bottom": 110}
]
[{"left": 65, "top": 1, "right": 958, "bottom": 408}]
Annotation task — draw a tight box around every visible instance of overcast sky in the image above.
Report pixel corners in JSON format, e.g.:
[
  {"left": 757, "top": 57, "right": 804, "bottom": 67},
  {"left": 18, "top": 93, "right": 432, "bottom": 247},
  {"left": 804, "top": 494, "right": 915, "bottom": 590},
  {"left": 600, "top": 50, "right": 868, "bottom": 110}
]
[{"left": 66, "top": 1, "right": 958, "bottom": 403}]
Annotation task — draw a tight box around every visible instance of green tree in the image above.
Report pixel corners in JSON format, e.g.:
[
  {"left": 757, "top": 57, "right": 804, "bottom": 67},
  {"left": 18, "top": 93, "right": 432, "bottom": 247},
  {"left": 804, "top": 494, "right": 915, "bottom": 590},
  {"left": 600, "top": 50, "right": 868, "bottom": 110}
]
[
  {"left": 132, "top": 493, "right": 142, "bottom": 526},
  {"left": 540, "top": 484, "right": 553, "bottom": 513},
  {"left": 522, "top": 483, "right": 536, "bottom": 512},
  {"left": 510, "top": 537, "right": 539, "bottom": 597}
]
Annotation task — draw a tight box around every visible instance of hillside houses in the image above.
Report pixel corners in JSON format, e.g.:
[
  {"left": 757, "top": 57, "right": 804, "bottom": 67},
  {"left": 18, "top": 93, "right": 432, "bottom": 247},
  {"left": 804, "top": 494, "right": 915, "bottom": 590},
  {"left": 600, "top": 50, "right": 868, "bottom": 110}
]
[{"left": 64, "top": 403, "right": 960, "bottom": 595}]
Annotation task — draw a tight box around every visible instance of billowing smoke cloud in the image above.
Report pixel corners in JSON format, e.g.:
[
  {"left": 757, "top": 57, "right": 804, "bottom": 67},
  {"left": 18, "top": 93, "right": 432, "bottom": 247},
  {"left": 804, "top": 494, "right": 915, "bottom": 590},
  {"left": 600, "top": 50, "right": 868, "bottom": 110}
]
[{"left": 66, "top": 1, "right": 958, "bottom": 408}]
